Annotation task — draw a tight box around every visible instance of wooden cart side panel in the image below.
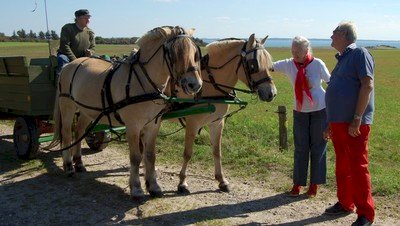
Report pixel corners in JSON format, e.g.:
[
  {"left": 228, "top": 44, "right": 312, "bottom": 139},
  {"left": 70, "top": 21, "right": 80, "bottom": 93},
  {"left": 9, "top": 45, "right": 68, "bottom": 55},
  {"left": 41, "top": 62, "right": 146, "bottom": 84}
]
[
  {"left": 0, "top": 84, "right": 56, "bottom": 115},
  {"left": 0, "top": 56, "right": 56, "bottom": 116},
  {"left": 0, "top": 56, "right": 29, "bottom": 76},
  {"left": 30, "top": 85, "right": 56, "bottom": 115},
  {"left": 28, "top": 66, "right": 53, "bottom": 84},
  {"left": 30, "top": 57, "right": 58, "bottom": 83}
]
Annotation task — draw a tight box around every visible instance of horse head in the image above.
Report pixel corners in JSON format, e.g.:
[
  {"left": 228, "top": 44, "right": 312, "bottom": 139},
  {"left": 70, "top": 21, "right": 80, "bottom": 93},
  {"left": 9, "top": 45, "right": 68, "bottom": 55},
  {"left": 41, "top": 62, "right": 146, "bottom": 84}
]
[
  {"left": 136, "top": 26, "right": 202, "bottom": 96},
  {"left": 239, "top": 34, "right": 277, "bottom": 102},
  {"left": 163, "top": 28, "right": 203, "bottom": 95}
]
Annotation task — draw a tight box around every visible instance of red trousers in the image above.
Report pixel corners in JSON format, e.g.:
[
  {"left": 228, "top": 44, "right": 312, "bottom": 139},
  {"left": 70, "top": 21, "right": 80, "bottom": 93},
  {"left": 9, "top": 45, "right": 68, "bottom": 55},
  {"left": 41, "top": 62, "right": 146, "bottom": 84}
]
[{"left": 330, "top": 123, "right": 375, "bottom": 222}]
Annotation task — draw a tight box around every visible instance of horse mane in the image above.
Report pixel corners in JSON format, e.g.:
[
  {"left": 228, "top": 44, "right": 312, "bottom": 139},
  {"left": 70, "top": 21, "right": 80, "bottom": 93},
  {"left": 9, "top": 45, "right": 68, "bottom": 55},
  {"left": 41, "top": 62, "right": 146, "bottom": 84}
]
[
  {"left": 136, "top": 26, "right": 189, "bottom": 48},
  {"left": 207, "top": 37, "right": 273, "bottom": 70},
  {"left": 206, "top": 39, "right": 245, "bottom": 56},
  {"left": 258, "top": 42, "right": 273, "bottom": 70},
  {"left": 134, "top": 26, "right": 196, "bottom": 74}
]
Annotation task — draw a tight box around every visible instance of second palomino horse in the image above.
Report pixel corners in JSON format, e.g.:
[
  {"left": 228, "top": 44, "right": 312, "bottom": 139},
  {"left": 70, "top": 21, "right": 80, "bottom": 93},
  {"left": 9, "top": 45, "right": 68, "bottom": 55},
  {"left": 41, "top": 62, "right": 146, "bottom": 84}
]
[{"left": 172, "top": 34, "right": 277, "bottom": 193}]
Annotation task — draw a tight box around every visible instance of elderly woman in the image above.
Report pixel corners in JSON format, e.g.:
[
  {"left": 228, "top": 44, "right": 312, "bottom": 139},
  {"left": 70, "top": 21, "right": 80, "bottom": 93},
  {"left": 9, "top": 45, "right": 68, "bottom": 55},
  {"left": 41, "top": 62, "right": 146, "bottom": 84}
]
[{"left": 272, "top": 36, "right": 330, "bottom": 197}]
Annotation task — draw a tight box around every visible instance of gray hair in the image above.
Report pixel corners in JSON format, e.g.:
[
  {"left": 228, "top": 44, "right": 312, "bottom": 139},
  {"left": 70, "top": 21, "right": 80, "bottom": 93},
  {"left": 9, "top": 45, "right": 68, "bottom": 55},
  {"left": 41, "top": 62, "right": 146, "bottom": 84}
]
[
  {"left": 336, "top": 21, "right": 357, "bottom": 42},
  {"left": 292, "top": 36, "right": 312, "bottom": 53}
]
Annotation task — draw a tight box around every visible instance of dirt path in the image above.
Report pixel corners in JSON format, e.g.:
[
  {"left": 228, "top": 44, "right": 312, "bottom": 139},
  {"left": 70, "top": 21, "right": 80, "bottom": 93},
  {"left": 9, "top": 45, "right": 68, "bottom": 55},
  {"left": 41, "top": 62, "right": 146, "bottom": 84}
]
[{"left": 1, "top": 124, "right": 399, "bottom": 225}]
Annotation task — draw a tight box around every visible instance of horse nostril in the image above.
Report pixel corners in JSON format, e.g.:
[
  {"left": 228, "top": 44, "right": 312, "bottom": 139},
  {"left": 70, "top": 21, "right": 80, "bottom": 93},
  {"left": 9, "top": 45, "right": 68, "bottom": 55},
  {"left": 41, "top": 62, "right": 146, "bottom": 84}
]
[{"left": 188, "top": 83, "right": 194, "bottom": 89}]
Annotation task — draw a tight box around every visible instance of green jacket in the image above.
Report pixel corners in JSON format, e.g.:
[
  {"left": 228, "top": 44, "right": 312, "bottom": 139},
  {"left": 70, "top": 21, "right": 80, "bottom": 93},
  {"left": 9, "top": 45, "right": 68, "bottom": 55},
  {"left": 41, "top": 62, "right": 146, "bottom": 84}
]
[{"left": 58, "top": 23, "right": 95, "bottom": 61}]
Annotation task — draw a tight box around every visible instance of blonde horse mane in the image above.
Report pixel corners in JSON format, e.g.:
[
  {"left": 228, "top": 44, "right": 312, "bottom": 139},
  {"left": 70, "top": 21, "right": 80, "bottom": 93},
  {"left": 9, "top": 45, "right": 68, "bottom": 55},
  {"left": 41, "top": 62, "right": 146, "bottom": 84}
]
[
  {"left": 136, "top": 26, "right": 191, "bottom": 48},
  {"left": 206, "top": 38, "right": 273, "bottom": 70},
  {"left": 206, "top": 39, "right": 244, "bottom": 56},
  {"left": 134, "top": 26, "right": 197, "bottom": 74},
  {"left": 260, "top": 45, "right": 273, "bottom": 71}
]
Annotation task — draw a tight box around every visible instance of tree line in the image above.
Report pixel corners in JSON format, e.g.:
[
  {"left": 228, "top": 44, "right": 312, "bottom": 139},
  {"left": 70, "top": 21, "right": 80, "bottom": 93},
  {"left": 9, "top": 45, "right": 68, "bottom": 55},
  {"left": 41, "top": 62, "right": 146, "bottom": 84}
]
[
  {"left": 0, "top": 29, "right": 207, "bottom": 46},
  {"left": 0, "top": 29, "right": 59, "bottom": 42}
]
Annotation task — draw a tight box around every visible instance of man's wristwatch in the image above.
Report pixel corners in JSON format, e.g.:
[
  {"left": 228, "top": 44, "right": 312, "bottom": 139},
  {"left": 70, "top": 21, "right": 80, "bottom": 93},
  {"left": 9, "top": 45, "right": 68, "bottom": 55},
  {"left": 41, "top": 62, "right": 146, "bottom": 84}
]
[{"left": 353, "top": 114, "right": 362, "bottom": 120}]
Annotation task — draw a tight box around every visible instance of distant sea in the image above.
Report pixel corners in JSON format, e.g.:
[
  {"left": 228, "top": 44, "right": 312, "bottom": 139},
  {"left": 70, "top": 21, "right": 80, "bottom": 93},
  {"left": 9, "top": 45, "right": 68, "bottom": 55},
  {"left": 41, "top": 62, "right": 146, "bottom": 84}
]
[{"left": 202, "top": 38, "right": 400, "bottom": 48}]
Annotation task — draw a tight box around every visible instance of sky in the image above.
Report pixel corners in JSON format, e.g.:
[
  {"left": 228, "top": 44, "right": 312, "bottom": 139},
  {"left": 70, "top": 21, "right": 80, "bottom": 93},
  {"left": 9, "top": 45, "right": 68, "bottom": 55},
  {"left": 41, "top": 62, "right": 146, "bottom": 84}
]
[{"left": 0, "top": 0, "right": 399, "bottom": 41}]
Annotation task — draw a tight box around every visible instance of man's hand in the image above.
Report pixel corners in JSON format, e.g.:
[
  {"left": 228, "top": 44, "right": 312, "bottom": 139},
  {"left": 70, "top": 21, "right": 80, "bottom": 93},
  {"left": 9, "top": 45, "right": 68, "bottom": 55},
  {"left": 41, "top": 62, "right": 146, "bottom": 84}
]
[
  {"left": 348, "top": 118, "right": 361, "bottom": 137},
  {"left": 85, "top": 49, "right": 93, "bottom": 57}
]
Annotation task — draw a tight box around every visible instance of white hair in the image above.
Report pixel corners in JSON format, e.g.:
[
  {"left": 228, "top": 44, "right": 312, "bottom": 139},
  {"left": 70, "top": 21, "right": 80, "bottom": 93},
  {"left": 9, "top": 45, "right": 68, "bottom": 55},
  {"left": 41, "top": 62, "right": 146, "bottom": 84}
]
[
  {"left": 336, "top": 21, "right": 357, "bottom": 42},
  {"left": 292, "top": 36, "right": 312, "bottom": 53}
]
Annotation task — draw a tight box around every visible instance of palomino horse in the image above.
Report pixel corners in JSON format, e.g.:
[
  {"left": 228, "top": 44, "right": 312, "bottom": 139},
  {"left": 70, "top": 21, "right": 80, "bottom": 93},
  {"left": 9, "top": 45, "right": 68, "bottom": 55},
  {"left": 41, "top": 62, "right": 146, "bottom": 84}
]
[
  {"left": 171, "top": 34, "right": 277, "bottom": 193},
  {"left": 47, "top": 26, "right": 202, "bottom": 199}
]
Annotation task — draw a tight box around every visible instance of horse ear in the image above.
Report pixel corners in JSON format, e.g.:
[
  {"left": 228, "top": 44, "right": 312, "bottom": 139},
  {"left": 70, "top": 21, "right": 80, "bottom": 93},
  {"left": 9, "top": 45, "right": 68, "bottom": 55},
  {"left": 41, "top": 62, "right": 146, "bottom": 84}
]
[
  {"left": 247, "top": 33, "right": 256, "bottom": 49},
  {"left": 261, "top": 35, "right": 269, "bottom": 45},
  {"left": 186, "top": 28, "right": 196, "bottom": 36}
]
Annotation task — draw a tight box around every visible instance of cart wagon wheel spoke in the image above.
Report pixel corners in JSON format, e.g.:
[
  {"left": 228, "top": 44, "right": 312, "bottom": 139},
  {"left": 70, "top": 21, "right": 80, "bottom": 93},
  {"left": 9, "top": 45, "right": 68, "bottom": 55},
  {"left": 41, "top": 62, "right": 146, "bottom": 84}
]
[{"left": 13, "top": 117, "right": 39, "bottom": 159}]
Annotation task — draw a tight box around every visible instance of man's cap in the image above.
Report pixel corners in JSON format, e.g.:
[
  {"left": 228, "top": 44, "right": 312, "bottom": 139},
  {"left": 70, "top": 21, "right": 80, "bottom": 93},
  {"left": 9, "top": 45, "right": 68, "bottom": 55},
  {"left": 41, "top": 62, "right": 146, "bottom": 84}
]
[{"left": 75, "top": 9, "right": 90, "bottom": 18}]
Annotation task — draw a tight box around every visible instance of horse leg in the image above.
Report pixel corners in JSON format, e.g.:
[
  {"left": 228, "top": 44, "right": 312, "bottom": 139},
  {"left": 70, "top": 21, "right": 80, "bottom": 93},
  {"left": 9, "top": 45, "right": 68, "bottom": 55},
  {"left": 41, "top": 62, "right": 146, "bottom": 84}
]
[
  {"left": 209, "top": 119, "right": 230, "bottom": 192},
  {"left": 177, "top": 122, "right": 198, "bottom": 194},
  {"left": 142, "top": 123, "right": 163, "bottom": 198},
  {"left": 126, "top": 127, "right": 145, "bottom": 200},
  {"left": 59, "top": 101, "right": 77, "bottom": 177},
  {"left": 72, "top": 113, "right": 91, "bottom": 173}
]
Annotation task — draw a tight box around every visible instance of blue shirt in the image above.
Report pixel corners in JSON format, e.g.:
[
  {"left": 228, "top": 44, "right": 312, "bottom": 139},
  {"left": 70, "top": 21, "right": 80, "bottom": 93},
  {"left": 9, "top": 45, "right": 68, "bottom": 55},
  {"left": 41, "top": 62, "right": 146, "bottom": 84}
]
[{"left": 325, "top": 43, "right": 375, "bottom": 124}]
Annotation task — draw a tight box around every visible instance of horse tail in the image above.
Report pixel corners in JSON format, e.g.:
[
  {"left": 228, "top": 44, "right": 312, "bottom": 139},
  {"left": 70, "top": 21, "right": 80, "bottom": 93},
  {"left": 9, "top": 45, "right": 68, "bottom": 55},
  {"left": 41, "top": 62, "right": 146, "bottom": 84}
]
[{"left": 43, "top": 79, "right": 62, "bottom": 150}]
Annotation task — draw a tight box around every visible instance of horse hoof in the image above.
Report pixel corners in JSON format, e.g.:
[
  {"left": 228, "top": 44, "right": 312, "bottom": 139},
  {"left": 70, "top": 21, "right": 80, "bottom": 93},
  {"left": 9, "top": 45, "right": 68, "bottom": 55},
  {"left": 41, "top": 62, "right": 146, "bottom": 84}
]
[
  {"left": 131, "top": 190, "right": 145, "bottom": 202},
  {"left": 63, "top": 163, "right": 75, "bottom": 177},
  {"left": 177, "top": 185, "right": 190, "bottom": 195},
  {"left": 74, "top": 165, "right": 87, "bottom": 173},
  {"left": 219, "top": 184, "right": 230, "bottom": 193},
  {"left": 131, "top": 195, "right": 146, "bottom": 203},
  {"left": 149, "top": 190, "right": 163, "bottom": 198}
]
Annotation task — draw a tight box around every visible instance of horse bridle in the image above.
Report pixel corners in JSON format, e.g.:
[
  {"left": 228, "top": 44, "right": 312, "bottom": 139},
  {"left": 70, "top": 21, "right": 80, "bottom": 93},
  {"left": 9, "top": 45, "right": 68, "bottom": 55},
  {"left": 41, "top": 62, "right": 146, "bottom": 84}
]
[
  {"left": 135, "top": 34, "right": 201, "bottom": 90},
  {"left": 202, "top": 39, "right": 273, "bottom": 95},
  {"left": 236, "top": 41, "right": 273, "bottom": 92}
]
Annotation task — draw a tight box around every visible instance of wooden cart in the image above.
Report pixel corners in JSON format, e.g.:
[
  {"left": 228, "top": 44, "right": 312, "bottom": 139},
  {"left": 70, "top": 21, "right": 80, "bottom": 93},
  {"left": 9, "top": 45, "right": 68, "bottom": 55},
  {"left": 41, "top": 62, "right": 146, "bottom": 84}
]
[{"left": 0, "top": 56, "right": 109, "bottom": 159}]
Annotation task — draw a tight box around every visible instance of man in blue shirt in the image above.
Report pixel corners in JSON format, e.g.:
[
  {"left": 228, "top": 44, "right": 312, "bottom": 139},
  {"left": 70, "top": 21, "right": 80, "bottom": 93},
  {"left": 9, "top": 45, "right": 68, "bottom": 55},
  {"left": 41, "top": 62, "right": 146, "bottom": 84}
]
[{"left": 323, "top": 21, "right": 375, "bottom": 226}]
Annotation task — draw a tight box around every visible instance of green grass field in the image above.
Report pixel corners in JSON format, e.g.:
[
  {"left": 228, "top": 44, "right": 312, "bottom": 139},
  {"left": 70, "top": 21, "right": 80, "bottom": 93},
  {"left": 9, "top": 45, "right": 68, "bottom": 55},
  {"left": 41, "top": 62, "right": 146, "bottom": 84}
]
[{"left": 1, "top": 42, "right": 399, "bottom": 197}]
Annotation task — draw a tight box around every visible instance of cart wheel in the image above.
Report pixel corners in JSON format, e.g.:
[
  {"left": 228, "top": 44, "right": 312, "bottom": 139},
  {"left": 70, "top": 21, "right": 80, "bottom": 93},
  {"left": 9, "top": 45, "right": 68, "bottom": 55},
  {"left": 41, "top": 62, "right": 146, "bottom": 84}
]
[
  {"left": 13, "top": 117, "right": 39, "bottom": 159},
  {"left": 85, "top": 131, "right": 111, "bottom": 151}
]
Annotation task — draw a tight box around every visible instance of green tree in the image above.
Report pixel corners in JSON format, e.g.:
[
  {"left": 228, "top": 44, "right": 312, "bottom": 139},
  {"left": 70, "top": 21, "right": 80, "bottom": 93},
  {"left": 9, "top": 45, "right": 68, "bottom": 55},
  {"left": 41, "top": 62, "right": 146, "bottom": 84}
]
[
  {"left": 17, "top": 29, "right": 27, "bottom": 38},
  {"left": 50, "top": 30, "right": 59, "bottom": 40},
  {"left": 45, "top": 31, "right": 51, "bottom": 40},
  {"left": 38, "top": 31, "right": 45, "bottom": 39},
  {"left": 95, "top": 36, "right": 105, "bottom": 44},
  {"left": 0, "top": 32, "right": 6, "bottom": 42},
  {"left": 11, "top": 30, "right": 18, "bottom": 39},
  {"left": 28, "top": 30, "right": 37, "bottom": 39}
]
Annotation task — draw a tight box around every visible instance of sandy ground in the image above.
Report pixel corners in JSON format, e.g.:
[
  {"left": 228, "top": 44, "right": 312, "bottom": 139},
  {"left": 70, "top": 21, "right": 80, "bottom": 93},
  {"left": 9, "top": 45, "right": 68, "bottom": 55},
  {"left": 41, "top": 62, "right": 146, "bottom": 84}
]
[{"left": 1, "top": 123, "right": 399, "bottom": 225}]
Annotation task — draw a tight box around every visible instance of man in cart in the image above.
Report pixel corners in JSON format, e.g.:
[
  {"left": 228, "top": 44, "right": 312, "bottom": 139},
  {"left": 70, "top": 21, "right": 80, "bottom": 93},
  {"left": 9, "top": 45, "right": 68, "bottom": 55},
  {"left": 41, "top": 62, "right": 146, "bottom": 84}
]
[{"left": 56, "top": 9, "right": 95, "bottom": 76}]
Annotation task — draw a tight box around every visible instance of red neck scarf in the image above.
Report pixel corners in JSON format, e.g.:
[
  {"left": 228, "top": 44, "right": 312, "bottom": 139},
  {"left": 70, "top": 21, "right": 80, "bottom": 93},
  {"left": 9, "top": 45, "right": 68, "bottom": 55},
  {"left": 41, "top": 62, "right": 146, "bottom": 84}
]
[{"left": 294, "top": 53, "right": 314, "bottom": 111}]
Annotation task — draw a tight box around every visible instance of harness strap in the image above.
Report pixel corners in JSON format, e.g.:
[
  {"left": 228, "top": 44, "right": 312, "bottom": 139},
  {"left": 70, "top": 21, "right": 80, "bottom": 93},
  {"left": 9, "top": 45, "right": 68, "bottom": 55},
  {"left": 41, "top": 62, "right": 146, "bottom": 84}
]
[
  {"left": 69, "top": 58, "right": 90, "bottom": 94},
  {"left": 102, "top": 62, "right": 124, "bottom": 125},
  {"left": 126, "top": 61, "right": 135, "bottom": 98},
  {"left": 138, "top": 62, "right": 163, "bottom": 93},
  {"left": 207, "top": 70, "right": 236, "bottom": 98}
]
